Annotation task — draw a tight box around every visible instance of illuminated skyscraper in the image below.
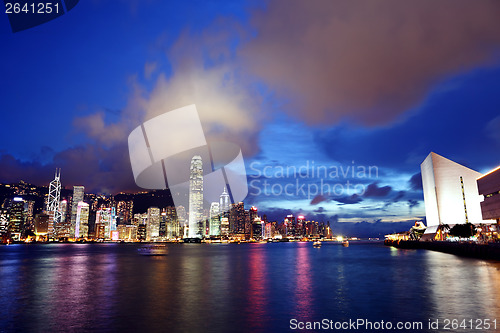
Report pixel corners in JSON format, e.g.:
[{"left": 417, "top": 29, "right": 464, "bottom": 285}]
[
  {"left": 147, "top": 207, "right": 160, "bottom": 240},
  {"left": 188, "top": 155, "right": 204, "bottom": 238},
  {"left": 209, "top": 202, "right": 220, "bottom": 236},
  {"left": 23, "top": 200, "right": 35, "bottom": 233},
  {"left": 70, "top": 186, "right": 85, "bottom": 238},
  {"left": 176, "top": 205, "right": 187, "bottom": 237},
  {"left": 54, "top": 199, "right": 69, "bottom": 238},
  {"left": 46, "top": 169, "right": 62, "bottom": 236},
  {"left": 75, "top": 202, "right": 89, "bottom": 238},
  {"left": 8, "top": 197, "right": 25, "bottom": 240},
  {"left": 96, "top": 208, "right": 114, "bottom": 239},
  {"left": 164, "top": 206, "right": 180, "bottom": 239},
  {"left": 230, "top": 202, "right": 245, "bottom": 235},
  {"left": 219, "top": 186, "right": 230, "bottom": 214},
  {"left": 220, "top": 217, "right": 229, "bottom": 236}
]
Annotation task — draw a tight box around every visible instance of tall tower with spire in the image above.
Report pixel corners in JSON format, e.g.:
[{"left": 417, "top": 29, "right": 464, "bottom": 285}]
[
  {"left": 219, "top": 186, "right": 230, "bottom": 214},
  {"left": 47, "top": 168, "right": 62, "bottom": 237},
  {"left": 188, "top": 155, "right": 204, "bottom": 238}
]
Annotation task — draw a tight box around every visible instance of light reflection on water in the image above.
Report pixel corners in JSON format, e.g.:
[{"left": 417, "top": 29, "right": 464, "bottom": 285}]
[{"left": 1, "top": 242, "right": 500, "bottom": 332}]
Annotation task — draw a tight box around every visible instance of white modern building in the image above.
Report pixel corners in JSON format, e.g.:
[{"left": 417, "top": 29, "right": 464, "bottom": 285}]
[
  {"left": 188, "top": 155, "right": 204, "bottom": 238},
  {"left": 421, "top": 152, "right": 493, "bottom": 236}
]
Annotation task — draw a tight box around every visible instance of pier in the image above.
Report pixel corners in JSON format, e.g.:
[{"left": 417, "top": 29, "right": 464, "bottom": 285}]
[{"left": 384, "top": 240, "right": 500, "bottom": 260}]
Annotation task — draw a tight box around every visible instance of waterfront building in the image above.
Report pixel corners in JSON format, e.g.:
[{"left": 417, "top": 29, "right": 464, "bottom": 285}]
[
  {"left": 0, "top": 209, "right": 9, "bottom": 236},
  {"left": 296, "top": 215, "right": 305, "bottom": 237},
  {"left": 116, "top": 200, "right": 133, "bottom": 224},
  {"left": 70, "top": 186, "right": 85, "bottom": 238},
  {"left": 159, "top": 211, "right": 167, "bottom": 237},
  {"left": 117, "top": 224, "right": 138, "bottom": 241},
  {"left": 147, "top": 207, "right": 160, "bottom": 240},
  {"left": 209, "top": 202, "right": 220, "bottom": 236},
  {"left": 34, "top": 213, "right": 50, "bottom": 237},
  {"left": 95, "top": 207, "right": 117, "bottom": 239},
  {"left": 8, "top": 197, "right": 24, "bottom": 240},
  {"left": 477, "top": 165, "right": 500, "bottom": 223},
  {"left": 421, "top": 152, "right": 493, "bottom": 238},
  {"left": 176, "top": 205, "right": 187, "bottom": 237},
  {"left": 59, "top": 199, "right": 67, "bottom": 224},
  {"left": 54, "top": 199, "right": 69, "bottom": 238},
  {"left": 75, "top": 202, "right": 89, "bottom": 238},
  {"left": 188, "top": 155, "right": 204, "bottom": 238},
  {"left": 220, "top": 217, "right": 229, "bottom": 237},
  {"left": 264, "top": 222, "right": 273, "bottom": 239},
  {"left": 251, "top": 217, "right": 263, "bottom": 240},
  {"left": 137, "top": 224, "right": 147, "bottom": 241},
  {"left": 95, "top": 223, "right": 106, "bottom": 239},
  {"left": 133, "top": 213, "right": 147, "bottom": 227},
  {"left": 164, "top": 206, "right": 180, "bottom": 239},
  {"left": 285, "top": 215, "right": 296, "bottom": 237},
  {"left": 230, "top": 202, "right": 245, "bottom": 235}
]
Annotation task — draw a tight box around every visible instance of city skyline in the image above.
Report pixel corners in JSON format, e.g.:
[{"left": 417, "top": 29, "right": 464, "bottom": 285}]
[{"left": 2, "top": 1, "right": 500, "bottom": 226}]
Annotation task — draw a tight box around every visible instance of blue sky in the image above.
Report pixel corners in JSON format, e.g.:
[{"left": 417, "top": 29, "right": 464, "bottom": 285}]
[{"left": 1, "top": 0, "right": 500, "bottom": 224}]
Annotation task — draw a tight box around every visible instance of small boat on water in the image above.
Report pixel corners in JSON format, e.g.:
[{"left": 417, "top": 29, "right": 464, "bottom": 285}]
[
  {"left": 138, "top": 244, "right": 168, "bottom": 256},
  {"left": 313, "top": 241, "right": 322, "bottom": 247},
  {"left": 342, "top": 240, "right": 349, "bottom": 247}
]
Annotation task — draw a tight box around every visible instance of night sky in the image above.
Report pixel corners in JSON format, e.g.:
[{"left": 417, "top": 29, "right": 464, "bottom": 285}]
[{"left": 1, "top": 0, "right": 500, "bottom": 224}]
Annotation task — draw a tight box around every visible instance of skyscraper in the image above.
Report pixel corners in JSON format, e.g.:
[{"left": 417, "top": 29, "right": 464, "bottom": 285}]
[
  {"left": 46, "top": 168, "right": 62, "bottom": 236},
  {"left": 209, "top": 202, "right": 220, "bottom": 236},
  {"left": 70, "top": 186, "right": 85, "bottom": 238},
  {"left": 147, "top": 207, "right": 160, "bottom": 240},
  {"left": 230, "top": 202, "right": 245, "bottom": 235},
  {"left": 75, "top": 202, "right": 89, "bottom": 238},
  {"left": 219, "top": 186, "right": 230, "bottom": 214},
  {"left": 8, "top": 197, "right": 24, "bottom": 240},
  {"left": 188, "top": 155, "right": 204, "bottom": 238}
]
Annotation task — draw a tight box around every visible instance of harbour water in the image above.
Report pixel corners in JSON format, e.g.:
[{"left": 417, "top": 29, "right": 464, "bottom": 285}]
[{"left": 1, "top": 242, "right": 499, "bottom": 332}]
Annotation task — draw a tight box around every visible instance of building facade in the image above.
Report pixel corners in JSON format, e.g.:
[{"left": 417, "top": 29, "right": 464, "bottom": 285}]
[
  {"left": 188, "top": 155, "right": 204, "bottom": 238},
  {"left": 421, "top": 152, "right": 493, "bottom": 236},
  {"left": 477, "top": 166, "right": 500, "bottom": 222}
]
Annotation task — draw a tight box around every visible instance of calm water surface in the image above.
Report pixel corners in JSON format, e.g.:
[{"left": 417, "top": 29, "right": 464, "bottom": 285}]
[{"left": 1, "top": 242, "right": 500, "bottom": 332}]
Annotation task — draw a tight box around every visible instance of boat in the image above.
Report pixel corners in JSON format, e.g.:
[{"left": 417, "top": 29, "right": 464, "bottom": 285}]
[
  {"left": 342, "top": 240, "right": 349, "bottom": 247},
  {"left": 313, "top": 241, "right": 322, "bottom": 247},
  {"left": 138, "top": 244, "right": 168, "bottom": 256}
]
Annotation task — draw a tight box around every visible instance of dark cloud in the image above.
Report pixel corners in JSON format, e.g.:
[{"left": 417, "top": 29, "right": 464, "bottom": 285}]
[
  {"left": 262, "top": 207, "right": 295, "bottom": 222},
  {"left": 409, "top": 173, "right": 423, "bottom": 190},
  {"left": 392, "top": 191, "right": 405, "bottom": 202},
  {"left": 408, "top": 199, "right": 419, "bottom": 210},
  {"left": 364, "top": 182, "right": 392, "bottom": 197},
  {"left": 243, "top": 0, "right": 500, "bottom": 126},
  {"left": 314, "top": 207, "right": 326, "bottom": 213},
  {"left": 310, "top": 194, "right": 328, "bottom": 205},
  {"left": 332, "top": 194, "right": 362, "bottom": 205},
  {"left": 313, "top": 67, "right": 500, "bottom": 172},
  {"left": 383, "top": 190, "right": 406, "bottom": 209},
  {"left": 0, "top": 143, "right": 138, "bottom": 194}
]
